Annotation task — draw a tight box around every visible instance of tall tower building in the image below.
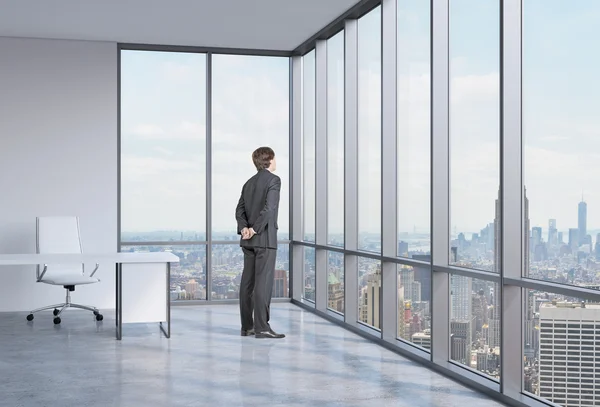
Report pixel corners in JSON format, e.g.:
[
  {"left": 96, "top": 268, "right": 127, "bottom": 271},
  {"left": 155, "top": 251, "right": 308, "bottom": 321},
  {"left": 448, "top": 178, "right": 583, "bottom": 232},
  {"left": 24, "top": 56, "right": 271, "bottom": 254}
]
[
  {"left": 578, "top": 198, "right": 587, "bottom": 246},
  {"left": 569, "top": 228, "right": 579, "bottom": 253},
  {"left": 450, "top": 275, "right": 474, "bottom": 363},
  {"left": 472, "top": 290, "right": 489, "bottom": 333},
  {"left": 539, "top": 302, "right": 600, "bottom": 407},
  {"left": 397, "top": 285, "right": 406, "bottom": 339},
  {"left": 359, "top": 265, "right": 381, "bottom": 328},
  {"left": 531, "top": 227, "right": 542, "bottom": 251},
  {"left": 358, "top": 265, "right": 407, "bottom": 338},
  {"left": 487, "top": 282, "right": 502, "bottom": 348},
  {"left": 398, "top": 265, "right": 422, "bottom": 303},
  {"left": 548, "top": 219, "right": 557, "bottom": 246},
  {"left": 327, "top": 273, "right": 344, "bottom": 313},
  {"left": 411, "top": 255, "right": 432, "bottom": 302},
  {"left": 273, "top": 269, "right": 289, "bottom": 298},
  {"left": 450, "top": 321, "right": 472, "bottom": 364},
  {"left": 399, "top": 266, "right": 415, "bottom": 302},
  {"left": 450, "top": 274, "right": 472, "bottom": 321}
]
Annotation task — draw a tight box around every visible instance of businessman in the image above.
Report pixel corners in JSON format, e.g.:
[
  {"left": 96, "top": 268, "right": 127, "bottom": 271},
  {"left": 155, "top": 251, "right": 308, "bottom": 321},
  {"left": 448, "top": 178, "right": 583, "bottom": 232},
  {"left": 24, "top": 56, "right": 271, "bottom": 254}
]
[{"left": 235, "top": 146, "right": 285, "bottom": 339}]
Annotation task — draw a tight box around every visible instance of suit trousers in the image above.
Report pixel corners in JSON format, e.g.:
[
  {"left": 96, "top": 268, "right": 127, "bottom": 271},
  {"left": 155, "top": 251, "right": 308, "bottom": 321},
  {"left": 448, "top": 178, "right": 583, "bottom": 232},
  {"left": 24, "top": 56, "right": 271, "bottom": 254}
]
[{"left": 239, "top": 246, "right": 277, "bottom": 332}]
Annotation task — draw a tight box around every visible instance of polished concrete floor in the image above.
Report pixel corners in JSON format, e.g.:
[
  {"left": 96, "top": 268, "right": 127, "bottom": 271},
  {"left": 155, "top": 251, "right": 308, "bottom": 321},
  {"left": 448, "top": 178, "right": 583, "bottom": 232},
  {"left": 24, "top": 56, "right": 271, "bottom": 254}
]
[{"left": 0, "top": 303, "right": 506, "bottom": 407}]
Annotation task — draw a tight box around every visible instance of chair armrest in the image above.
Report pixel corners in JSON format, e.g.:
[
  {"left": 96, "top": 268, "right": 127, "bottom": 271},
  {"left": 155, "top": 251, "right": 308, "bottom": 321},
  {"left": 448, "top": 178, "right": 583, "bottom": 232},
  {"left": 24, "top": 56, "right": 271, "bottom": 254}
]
[
  {"left": 37, "top": 264, "right": 48, "bottom": 282},
  {"left": 90, "top": 263, "right": 100, "bottom": 277}
]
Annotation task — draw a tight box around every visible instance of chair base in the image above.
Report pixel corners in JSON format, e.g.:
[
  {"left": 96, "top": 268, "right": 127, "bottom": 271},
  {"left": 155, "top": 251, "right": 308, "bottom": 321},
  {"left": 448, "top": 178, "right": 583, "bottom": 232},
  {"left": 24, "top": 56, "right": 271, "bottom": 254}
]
[{"left": 26, "top": 287, "right": 103, "bottom": 324}]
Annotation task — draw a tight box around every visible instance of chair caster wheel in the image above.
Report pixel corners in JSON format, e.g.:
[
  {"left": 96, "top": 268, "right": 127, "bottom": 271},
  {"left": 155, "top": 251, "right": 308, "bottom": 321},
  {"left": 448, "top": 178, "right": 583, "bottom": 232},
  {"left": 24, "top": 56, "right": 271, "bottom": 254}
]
[
  {"left": 93, "top": 310, "right": 99, "bottom": 316},
  {"left": 96, "top": 314, "right": 104, "bottom": 321},
  {"left": 26, "top": 314, "right": 34, "bottom": 322},
  {"left": 53, "top": 308, "right": 59, "bottom": 316},
  {"left": 53, "top": 317, "right": 61, "bottom": 325}
]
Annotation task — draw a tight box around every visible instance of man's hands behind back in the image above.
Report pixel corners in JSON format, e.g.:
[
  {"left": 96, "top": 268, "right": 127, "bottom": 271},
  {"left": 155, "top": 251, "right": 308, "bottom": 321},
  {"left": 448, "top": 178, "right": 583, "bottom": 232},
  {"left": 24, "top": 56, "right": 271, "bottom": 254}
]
[{"left": 241, "top": 227, "right": 256, "bottom": 240}]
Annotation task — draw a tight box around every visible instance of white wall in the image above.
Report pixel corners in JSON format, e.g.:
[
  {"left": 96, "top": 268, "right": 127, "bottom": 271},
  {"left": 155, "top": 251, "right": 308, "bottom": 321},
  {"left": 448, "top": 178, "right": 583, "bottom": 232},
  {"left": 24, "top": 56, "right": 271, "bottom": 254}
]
[{"left": 0, "top": 37, "right": 117, "bottom": 312}]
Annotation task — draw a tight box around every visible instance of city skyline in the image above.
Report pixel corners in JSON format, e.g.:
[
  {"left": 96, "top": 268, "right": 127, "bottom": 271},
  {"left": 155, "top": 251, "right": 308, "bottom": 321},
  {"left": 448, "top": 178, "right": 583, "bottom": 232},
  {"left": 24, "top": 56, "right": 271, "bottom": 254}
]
[{"left": 121, "top": 195, "right": 600, "bottom": 241}]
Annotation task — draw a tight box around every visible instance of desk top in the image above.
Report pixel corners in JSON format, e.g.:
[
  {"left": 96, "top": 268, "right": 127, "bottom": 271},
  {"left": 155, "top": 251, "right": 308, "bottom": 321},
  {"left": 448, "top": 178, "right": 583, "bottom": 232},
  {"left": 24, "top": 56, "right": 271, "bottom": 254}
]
[{"left": 0, "top": 252, "right": 180, "bottom": 266}]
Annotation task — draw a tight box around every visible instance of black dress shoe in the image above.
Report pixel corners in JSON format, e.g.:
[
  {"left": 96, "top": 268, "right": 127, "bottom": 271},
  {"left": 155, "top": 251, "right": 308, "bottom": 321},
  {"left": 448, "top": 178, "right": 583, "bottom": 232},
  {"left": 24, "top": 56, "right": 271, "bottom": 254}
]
[
  {"left": 256, "top": 330, "right": 285, "bottom": 339},
  {"left": 241, "top": 329, "right": 255, "bottom": 336}
]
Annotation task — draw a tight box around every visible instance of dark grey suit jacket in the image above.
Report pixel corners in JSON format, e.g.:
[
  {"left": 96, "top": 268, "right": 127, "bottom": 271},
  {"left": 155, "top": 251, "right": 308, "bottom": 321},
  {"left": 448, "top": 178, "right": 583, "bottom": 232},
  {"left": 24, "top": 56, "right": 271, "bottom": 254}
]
[{"left": 235, "top": 169, "right": 280, "bottom": 250}]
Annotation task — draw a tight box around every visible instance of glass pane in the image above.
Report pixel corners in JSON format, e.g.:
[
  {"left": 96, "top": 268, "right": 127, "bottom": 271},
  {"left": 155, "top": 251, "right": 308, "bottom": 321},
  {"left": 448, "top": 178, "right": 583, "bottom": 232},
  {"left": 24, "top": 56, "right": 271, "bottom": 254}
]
[
  {"left": 327, "top": 32, "right": 345, "bottom": 247},
  {"left": 525, "top": 289, "right": 600, "bottom": 406},
  {"left": 303, "top": 246, "right": 316, "bottom": 302},
  {"left": 303, "top": 51, "right": 316, "bottom": 243},
  {"left": 121, "top": 244, "right": 206, "bottom": 301},
  {"left": 397, "top": 0, "right": 431, "bottom": 258},
  {"left": 327, "top": 252, "right": 345, "bottom": 313},
  {"left": 398, "top": 264, "right": 431, "bottom": 351},
  {"left": 523, "top": 0, "right": 600, "bottom": 287},
  {"left": 449, "top": 0, "right": 500, "bottom": 271},
  {"left": 358, "top": 257, "right": 381, "bottom": 329},
  {"left": 211, "top": 244, "right": 289, "bottom": 300},
  {"left": 358, "top": 7, "right": 382, "bottom": 252},
  {"left": 450, "top": 275, "right": 501, "bottom": 379},
  {"left": 211, "top": 55, "right": 289, "bottom": 241},
  {"left": 120, "top": 51, "right": 206, "bottom": 242}
]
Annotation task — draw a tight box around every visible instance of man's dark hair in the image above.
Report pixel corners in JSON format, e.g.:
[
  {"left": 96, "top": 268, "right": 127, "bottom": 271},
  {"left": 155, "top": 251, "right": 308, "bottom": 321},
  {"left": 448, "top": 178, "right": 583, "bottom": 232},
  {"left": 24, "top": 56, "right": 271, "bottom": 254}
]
[{"left": 252, "top": 147, "right": 275, "bottom": 171}]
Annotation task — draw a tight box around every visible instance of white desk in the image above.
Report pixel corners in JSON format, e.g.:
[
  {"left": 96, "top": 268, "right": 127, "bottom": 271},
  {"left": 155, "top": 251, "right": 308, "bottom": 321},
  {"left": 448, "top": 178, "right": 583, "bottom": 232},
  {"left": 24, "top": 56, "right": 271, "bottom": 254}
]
[{"left": 0, "top": 252, "right": 180, "bottom": 340}]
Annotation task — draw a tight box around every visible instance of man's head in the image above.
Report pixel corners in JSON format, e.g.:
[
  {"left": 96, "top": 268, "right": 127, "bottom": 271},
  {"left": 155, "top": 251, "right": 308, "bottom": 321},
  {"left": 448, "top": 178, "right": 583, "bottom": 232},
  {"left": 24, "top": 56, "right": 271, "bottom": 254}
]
[{"left": 252, "top": 146, "right": 276, "bottom": 172}]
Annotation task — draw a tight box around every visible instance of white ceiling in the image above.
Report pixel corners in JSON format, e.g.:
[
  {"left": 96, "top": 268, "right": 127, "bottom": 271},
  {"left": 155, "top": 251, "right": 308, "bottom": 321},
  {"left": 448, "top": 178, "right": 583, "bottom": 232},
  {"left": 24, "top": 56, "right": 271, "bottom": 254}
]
[{"left": 0, "top": 0, "right": 360, "bottom": 51}]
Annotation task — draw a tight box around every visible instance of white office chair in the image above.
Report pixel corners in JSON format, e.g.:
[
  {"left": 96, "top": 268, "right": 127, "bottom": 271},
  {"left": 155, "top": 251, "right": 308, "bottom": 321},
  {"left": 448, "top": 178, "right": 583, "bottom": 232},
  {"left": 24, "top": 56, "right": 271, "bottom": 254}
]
[{"left": 26, "top": 216, "right": 103, "bottom": 324}]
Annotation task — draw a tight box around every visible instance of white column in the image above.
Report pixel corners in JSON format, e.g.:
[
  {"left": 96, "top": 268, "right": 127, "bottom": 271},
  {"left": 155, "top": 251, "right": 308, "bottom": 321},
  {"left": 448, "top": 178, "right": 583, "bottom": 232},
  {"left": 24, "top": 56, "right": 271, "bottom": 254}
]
[
  {"left": 500, "top": 0, "right": 524, "bottom": 398},
  {"left": 315, "top": 39, "right": 328, "bottom": 311},
  {"left": 344, "top": 19, "right": 359, "bottom": 325},
  {"left": 381, "top": 0, "right": 399, "bottom": 342},
  {"left": 430, "top": 0, "right": 451, "bottom": 365},
  {"left": 291, "top": 56, "right": 304, "bottom": 302}
]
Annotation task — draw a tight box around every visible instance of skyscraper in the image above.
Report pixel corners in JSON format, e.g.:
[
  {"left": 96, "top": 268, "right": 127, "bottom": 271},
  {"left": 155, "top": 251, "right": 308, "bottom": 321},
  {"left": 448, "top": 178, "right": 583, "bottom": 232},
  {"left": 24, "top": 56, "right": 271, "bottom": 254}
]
[
  {"left": 411, "top": 255, "right": 432, "bottom": 302},
  {"left": 531, "top": 227, "right": 542, "bottom": 252},
  {"left": 450, "top": 274, "right": 472, "bottom": 321},
  {"left": 327, "top": 273, "right": 344, "bottom": 312},
  {"left": 450, "top": 321, "right": 472, "bottom": 364},
  {"left": 450, "top": 274, "right": 474, "bottom": 361},
  {"left": 539, "top": 302, "right": 600, "bottom": 407},
  {"left": 272, "top": 269, "right": 289, "bottom": 298},
  {"left": 359, "top": 265, "right": 381, "bottom": 328},
  {"left": 569, "top": 228, "right": 579, "bottom": 253},
  {"left": 548, "top": 219, "right": 557, "bottom": 246},
  {"left": 578, "top": 199, "right": 587, "bottom": 246}
]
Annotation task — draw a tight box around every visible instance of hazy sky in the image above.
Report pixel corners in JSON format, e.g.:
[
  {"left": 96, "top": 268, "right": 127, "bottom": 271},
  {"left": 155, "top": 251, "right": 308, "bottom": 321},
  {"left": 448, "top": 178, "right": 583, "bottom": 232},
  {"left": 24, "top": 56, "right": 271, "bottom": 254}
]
[{"left": 121, "top": 0, "right": 600, "bottom": 238}]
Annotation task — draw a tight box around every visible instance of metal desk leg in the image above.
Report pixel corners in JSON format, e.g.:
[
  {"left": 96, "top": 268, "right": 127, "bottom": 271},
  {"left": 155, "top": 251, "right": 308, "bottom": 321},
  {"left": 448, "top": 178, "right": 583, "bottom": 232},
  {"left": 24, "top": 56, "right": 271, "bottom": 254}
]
[
  {"left": 159, "top": 262, "right": 171, "bottom": 338},
  {"left": 116, "top": 263, "right": 122, "bottom": 340}
]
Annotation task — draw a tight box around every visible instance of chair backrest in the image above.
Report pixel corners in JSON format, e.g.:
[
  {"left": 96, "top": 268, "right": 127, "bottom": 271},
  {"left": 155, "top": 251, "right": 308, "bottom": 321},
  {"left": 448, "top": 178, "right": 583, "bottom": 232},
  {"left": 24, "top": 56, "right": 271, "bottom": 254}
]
[{"left": 36, "top": 216, "right": 83, "bottom": 277}]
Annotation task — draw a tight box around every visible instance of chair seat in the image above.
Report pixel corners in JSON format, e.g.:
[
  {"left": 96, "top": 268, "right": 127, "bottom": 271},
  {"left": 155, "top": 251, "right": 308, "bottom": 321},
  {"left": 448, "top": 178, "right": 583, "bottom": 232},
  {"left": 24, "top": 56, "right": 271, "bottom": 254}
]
[{"left": 40, "top": 275, "right": 100, "bottom": 286}]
